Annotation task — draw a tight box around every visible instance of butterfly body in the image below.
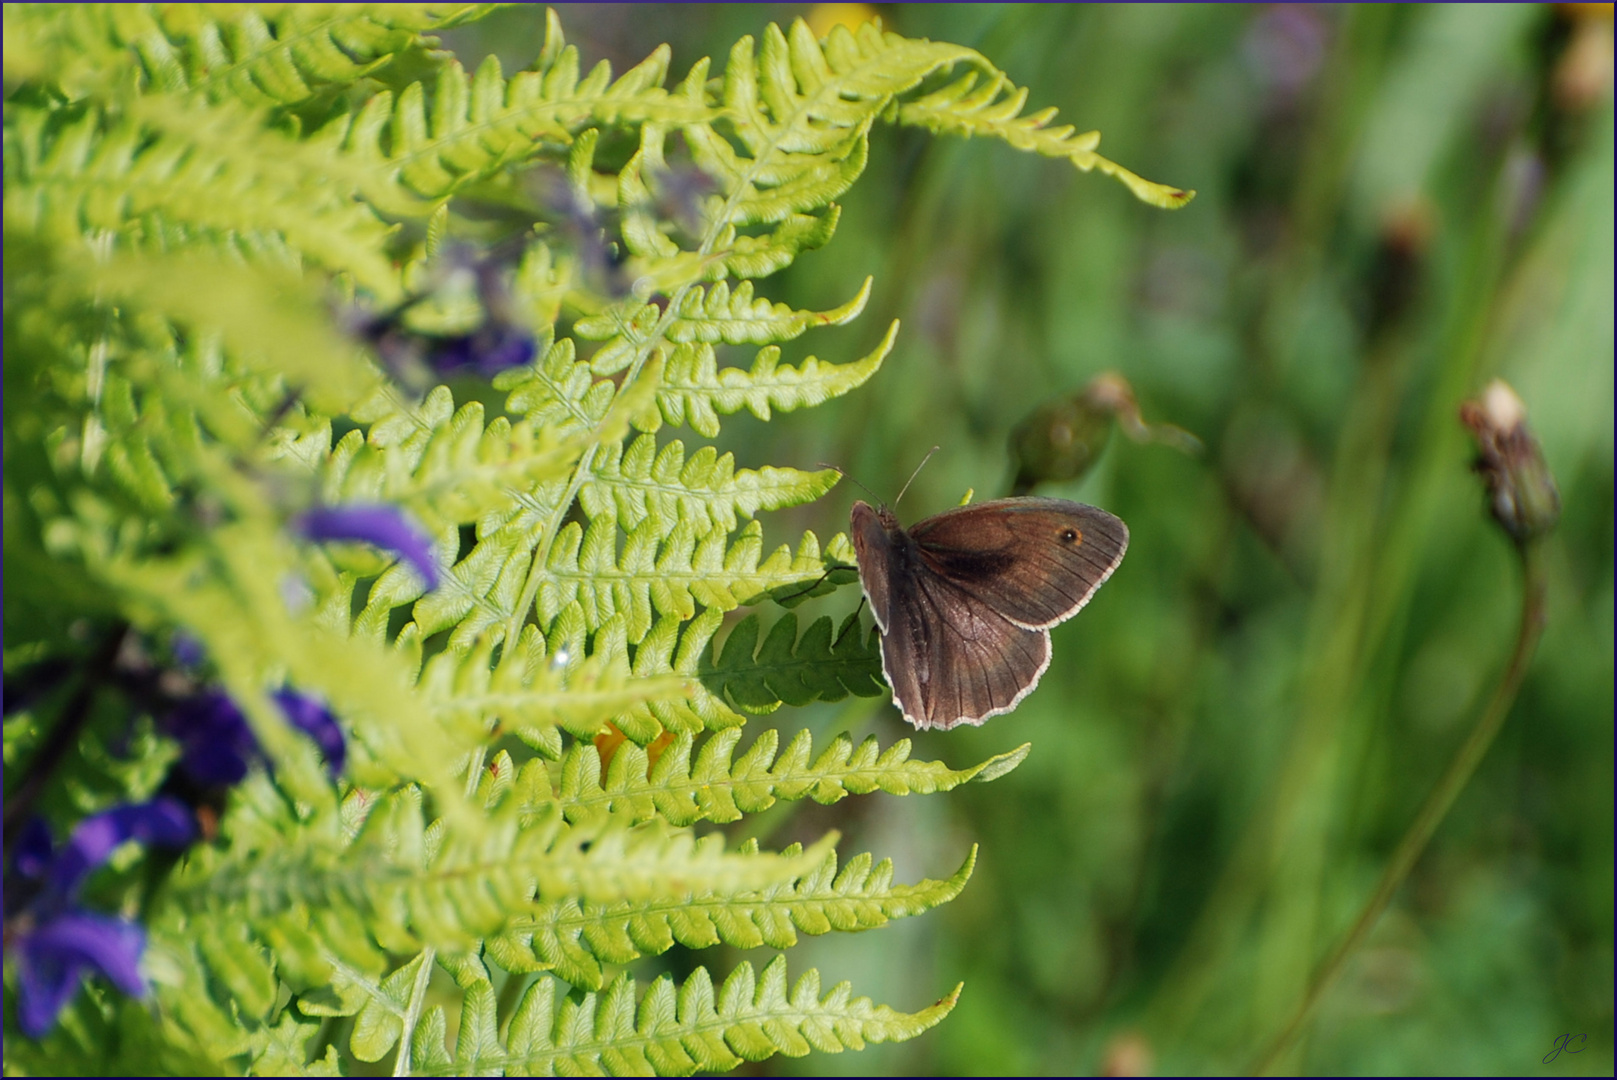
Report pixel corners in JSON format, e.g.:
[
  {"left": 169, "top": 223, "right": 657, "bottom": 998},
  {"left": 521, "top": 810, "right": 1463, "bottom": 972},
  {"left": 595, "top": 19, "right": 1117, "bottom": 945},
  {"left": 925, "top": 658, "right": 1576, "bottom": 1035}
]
[{"left": 850, "top": 497, "right": 1128, "bottom": 730}]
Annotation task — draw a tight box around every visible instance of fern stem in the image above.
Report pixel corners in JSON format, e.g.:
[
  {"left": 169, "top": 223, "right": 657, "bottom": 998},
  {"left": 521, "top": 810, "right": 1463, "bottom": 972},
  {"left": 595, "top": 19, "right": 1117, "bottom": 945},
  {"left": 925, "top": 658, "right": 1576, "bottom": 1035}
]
[
  {"left": 502, "top": 444, "right": 597, "bottom": 647},
  {"left": 393, "top": 947, "right": 437, "bottom": 1078},
  {"left": 501, "top": 141, "right": 741, "bottom": 649},
  {"left": 1250, "top": 542, "right": 1548, "bottom": 1075}
]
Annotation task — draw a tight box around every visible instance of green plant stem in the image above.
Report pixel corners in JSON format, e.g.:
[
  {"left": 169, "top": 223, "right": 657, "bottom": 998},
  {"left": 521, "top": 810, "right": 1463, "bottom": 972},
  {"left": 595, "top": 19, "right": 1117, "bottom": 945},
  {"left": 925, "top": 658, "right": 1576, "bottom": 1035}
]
[
  {"left": 1250, "top": 540, "right": 1548, "bottom": 1076},
  {"left": 394, "top": 947, "right": 437, "bottom": 1078}
]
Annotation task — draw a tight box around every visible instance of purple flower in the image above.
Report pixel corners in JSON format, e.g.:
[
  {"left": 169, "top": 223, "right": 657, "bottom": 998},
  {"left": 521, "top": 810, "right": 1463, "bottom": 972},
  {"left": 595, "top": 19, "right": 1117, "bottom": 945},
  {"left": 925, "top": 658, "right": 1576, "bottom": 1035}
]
[
  {"left": 45, "top": 799, "right": 196, "bottom": 902},
  {"left": 5, "top": 799, "right": 195, "bottom": 1037},
  {"left": 162, "top": 690, "right": 259, "bottom": 786},
  {"left": 430, "top": 323, "right": 538, "bottom": 377},
  {"left": 271, "top": 689, "right": 346, "bottom": 776},
  {"left": 162, "top": 688, "right": 346, "bottom": 784},
  {"left": 5, "top": 818, "right": 56, "bottom": 918},
  {"left": 297, "top": 505, "right": 439, "bottom": 590},
  {"left": 347, "top": 243, "right": 541, "bottom": 383},
  {"left": 14, "top": 912, "right": 147, "bottom": 1037}
]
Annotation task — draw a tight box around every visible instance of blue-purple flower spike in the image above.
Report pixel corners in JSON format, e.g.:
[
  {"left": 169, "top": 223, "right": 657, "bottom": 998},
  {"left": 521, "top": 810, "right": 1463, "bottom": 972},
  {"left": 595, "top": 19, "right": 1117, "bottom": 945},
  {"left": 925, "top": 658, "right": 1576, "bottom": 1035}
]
[
  {"left": 162, "top": 690, "right": 259, "bottom": 786},
  {"left": 163, "top": 689, "right": 347, "bottom": 783},
  {"left": 298, "top": 505, "right": 440, "bottom": 590},
  {"left": 49, "top": 798, "right": 197, "bottom": 900},
  {"left": 272, "top": 689, "right": 347, "bottom": 776},
  {"left": 430, "top": 324, "right": 538, "bottom": 377},
  {"left": 6, "top": 799, "right": 196, "bottom": 1037},
  {"left": 16, "top": 912, "right": 148, "bottom": 1037}
]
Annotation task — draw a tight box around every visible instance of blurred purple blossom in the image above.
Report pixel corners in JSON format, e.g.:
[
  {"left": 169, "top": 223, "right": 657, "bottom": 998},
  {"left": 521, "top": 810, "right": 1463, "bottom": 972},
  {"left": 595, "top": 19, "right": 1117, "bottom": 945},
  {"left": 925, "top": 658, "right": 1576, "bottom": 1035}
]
[
  {"left": 161, "top": 690, "right": 258, "bottom": 786},
  {"left": 170, "top": 633, "right": 207, "bottom": 670},
  {"left": 298, "top": 504, "right": 439, "bottom": 590},
  {"left": 428, "top": 322, "right": 538, "bottom": 377},
  {"left": 13, "top": 912, "right": 147, "bottom": 1037},
  {"left": 526, "top": 171, "right": 633, "bottom": 298},
  {"left": 5, "top": 799, "right": 195, "bottom": 1037},
  {"left": 350, "top": 243, "right": 540, "bottom": 383},
  {"left": 271, "top": 689, "right": 347, "bottom": 776},
  {"left": 161, "top": 687, "right": 346, "bottom": 784},
  {"left": 5, "top": 818, "right": 57, "bottom": 916},
  {"left": 44, "top": 800, "right": 196, "bottom": 902}
]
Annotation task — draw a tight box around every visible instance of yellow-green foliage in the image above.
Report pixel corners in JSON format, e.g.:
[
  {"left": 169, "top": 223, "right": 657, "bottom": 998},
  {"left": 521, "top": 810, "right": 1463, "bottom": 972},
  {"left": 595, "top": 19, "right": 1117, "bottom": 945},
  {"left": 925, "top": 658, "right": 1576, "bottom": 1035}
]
[{"left": 2, "top": 5, "right": 1185, "bottom": 1073}]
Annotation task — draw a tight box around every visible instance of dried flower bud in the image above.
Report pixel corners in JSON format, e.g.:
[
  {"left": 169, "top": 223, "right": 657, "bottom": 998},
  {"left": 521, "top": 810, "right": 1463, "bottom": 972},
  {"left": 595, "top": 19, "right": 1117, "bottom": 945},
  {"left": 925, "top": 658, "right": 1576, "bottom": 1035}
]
[
  {"left": 1009, "top": 373, "right": 1201, "bottom": 494},
  {"left": 1459, "top": 380, "right": 1561, "bottom": 543}
]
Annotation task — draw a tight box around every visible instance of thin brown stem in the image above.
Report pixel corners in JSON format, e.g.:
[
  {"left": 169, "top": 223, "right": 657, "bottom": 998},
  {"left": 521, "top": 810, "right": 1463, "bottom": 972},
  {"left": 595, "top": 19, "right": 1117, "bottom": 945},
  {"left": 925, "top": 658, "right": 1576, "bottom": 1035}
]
[
  {"left": 3, "top": 624, "right": 130, "bottom": 847},
  {"left": 1250, "top": 541, "right": 1549, "bottom": 1075}
]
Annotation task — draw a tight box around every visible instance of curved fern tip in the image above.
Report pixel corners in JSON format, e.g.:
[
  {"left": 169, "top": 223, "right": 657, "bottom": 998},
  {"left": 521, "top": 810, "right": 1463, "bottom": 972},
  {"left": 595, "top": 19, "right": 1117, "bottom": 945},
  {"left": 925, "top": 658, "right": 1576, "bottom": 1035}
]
[
  {"left": 934, "top": 982, "right": 965, "bottom": 1015},
  {"left": 972, "top": 742, "right": 1032, "bottom": 783}
]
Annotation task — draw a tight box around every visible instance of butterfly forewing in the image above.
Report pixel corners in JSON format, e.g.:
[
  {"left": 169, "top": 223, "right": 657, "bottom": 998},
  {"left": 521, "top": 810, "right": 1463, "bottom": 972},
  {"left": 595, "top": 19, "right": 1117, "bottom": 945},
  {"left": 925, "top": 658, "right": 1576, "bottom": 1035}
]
[
  {"left": 907, "top": 498, "right": 1129, "bottom": 630},
  {"left": 849, "top": 500, "right": 895, "bottom": 632}
]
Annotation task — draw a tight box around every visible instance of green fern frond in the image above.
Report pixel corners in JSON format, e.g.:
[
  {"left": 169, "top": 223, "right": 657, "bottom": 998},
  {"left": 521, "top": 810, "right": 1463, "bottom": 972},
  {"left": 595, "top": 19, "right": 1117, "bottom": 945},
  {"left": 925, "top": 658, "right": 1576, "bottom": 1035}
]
[
  {"left": 181, "top": 788, "right": 839, "bottom": 948},
  {"left": 2, "top": 4, "right": 488, "bottom": 105},
  {"left": 89, "top": 250, "right": 380, "bottom": 415},
  {"left": 578, "top": 277, "right": 870, "bottom": 350},
  {"left": 488, "top": 842, "right": 976, "bottom": 989},
  {"left": 346, "top": 951, "right": 433, "bottom": 1063},
  {"left": 6, "top": 96, "right": 402, "bottom": 295},
  {"left": 402, "top": 953, "right": 958, "bottom": 1075},
  {"left": 532, "top": 727, "right": 1031, "bottom": 827},
  {"left": 688, "top": 22, "right": 972, "bottom": 229},
  {"left": 703, "top": 611, "right": 881, "bottom": 715},
  {"left": 495, "top": 333, "right": 617, "bottom": 443},
  {"left": 535, "top": 516, "right": 852, "bottom": 644},
  {"left": 635, "top": 206, "right": 845, "bottom": 291},
  {"left": 350, "top": 338, "right": 660, "bottom": 648},
  {"left": 345, "top": 39, "right": 708, "bottom": 210},
  {"left": 324, "top": 387, "right": 586, "bottom": 533},
  {"left": 415, "top": 627, "right": 697, "bottom": 750},
  {"left": 893, "top": 68, "right": 1195, "bottom": 208},
  {"left": 581, "top": 435, "right": 840, "bottom": 543},
  {"left": 139, "top": 4, "right": 491, "bottom": 107},
  {"left": 4, "top": 7, "right": 1195, "bottom": 1069},
  {"left": 536, "top": 812, "right": 840, "bottom": 908},
  {"left": 613, "top": 608, "right": 750, "bottom": 740},
  {"left": 654, "top": 321, "right": 897, "bottom": 438}
]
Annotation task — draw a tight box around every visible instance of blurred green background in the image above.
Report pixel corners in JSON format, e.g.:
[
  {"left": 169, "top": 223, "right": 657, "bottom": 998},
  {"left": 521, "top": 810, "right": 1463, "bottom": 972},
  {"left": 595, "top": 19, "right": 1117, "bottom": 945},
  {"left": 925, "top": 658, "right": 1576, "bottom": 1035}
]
[{"left": 450, "top": 4, "right": 1613, "bottom": 1074}]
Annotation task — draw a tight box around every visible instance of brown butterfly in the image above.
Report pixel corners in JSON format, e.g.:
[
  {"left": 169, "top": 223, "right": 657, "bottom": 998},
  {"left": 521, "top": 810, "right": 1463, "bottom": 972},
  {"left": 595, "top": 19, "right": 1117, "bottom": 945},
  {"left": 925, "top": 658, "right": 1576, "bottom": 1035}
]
[{"left": 850, "top": 497, "right": 1128, "bottom": 730}]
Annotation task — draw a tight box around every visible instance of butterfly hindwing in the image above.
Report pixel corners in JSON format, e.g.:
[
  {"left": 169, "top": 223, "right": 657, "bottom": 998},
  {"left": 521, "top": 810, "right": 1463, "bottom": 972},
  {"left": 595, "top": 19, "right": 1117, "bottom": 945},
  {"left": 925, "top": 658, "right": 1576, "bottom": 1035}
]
[{"left": 907, "top": 570, "right": 1050, "bottom": 728}]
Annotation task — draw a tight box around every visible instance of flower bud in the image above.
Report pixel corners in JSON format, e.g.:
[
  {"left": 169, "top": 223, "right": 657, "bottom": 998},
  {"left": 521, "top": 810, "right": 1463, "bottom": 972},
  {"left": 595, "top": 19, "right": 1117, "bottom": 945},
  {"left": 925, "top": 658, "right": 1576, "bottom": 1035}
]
[
  {"left": 1009, "top": 373, "right": 1200, "bottom": 494},
  {"left": 1459, "top": 380, "right": 1561, "bottom": 544}
]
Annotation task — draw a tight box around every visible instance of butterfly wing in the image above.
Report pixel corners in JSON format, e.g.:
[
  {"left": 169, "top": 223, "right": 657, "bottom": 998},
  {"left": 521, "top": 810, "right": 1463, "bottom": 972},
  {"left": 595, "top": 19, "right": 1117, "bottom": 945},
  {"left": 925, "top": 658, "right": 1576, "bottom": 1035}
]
[
  {"left": 849, "top": 501, "right": 895, "bottom": 632},
  {"left": 881, "top": 563, "right": 1052, "bottom": 730},
  {"left": 907, "top": 497, "right": 1128, "bottom": 630}
]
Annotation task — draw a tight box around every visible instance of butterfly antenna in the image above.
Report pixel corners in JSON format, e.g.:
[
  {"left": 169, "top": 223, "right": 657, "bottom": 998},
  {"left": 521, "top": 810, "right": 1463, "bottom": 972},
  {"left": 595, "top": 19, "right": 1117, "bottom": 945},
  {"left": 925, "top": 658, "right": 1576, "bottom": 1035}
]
[
  {"left": 817, "top": 462, "right": 884, "bottom": 504},
  {"left": 893, "top": 446, "right": 940, "bottom": 508}
]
